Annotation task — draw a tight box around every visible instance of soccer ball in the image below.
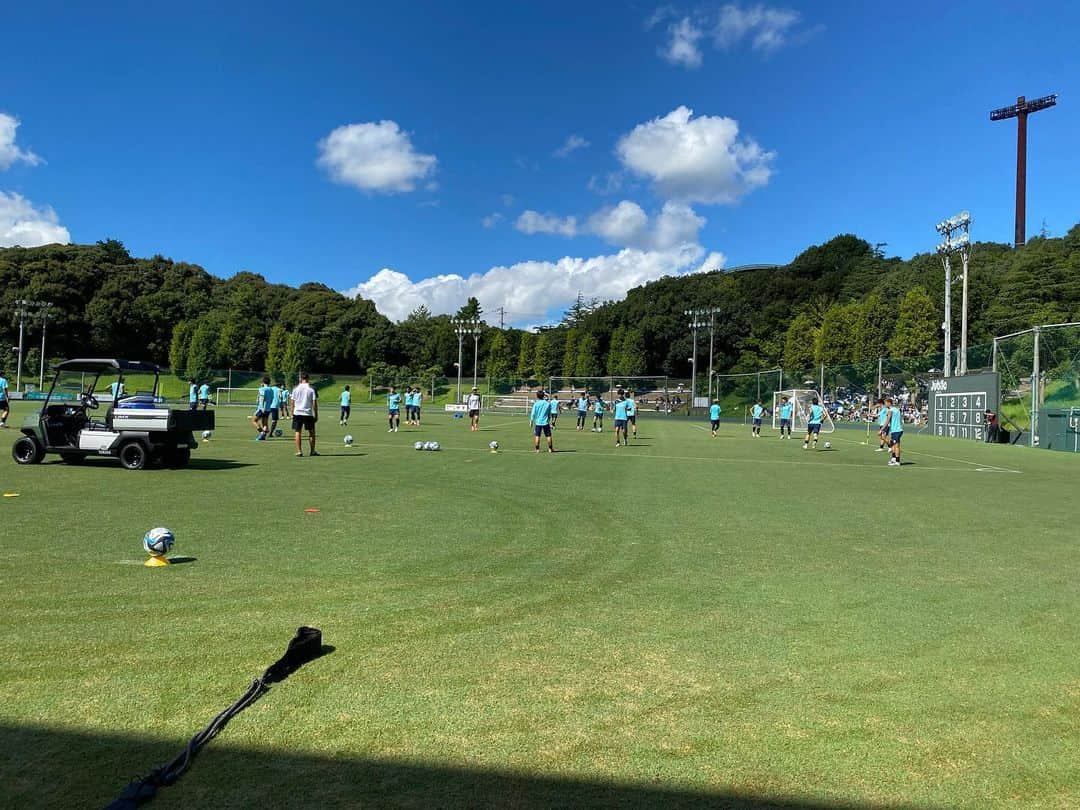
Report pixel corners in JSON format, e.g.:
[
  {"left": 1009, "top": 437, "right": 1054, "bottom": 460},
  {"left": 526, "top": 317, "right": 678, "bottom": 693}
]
[
  {"left": 202, "top": 430, "right": 212, "bottom": 439},
  {"left": 143, "top": 527, "right": 175, "bottom": 557},
  {"left": 274, "top": 429, "right": 283, "bottom": 437},
  {"left": 344, "top": 434, "right": 354, "bottom": 445},
  {"left": 489, "top": 441, "right": 499, "bottom": 450},
  {"left": 414, "top": 441, "right": 424, "bottom": 451},
  {"left": 824, "top": 441, "right": 832, "bottom": 449},
  {"left": 429, "top": 441, "right": 440, "bottom": 451}
]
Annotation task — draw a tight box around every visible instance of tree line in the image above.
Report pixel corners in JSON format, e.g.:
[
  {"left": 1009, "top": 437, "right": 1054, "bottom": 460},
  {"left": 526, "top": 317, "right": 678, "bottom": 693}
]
[{"left": 2, "top": 225, "right": 1078, "bottom": 384}]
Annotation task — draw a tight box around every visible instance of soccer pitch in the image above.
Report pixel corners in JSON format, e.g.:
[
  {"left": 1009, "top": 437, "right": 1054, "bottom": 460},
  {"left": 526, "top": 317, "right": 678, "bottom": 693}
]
[{"left": 1, "top": 404, "right": 1077, "bottom": 808}]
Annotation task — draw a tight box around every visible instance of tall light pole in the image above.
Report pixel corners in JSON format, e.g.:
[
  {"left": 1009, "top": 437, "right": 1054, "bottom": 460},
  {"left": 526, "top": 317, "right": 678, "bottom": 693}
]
[
  {"left": 935, "top": 212, "right": 972, "bottom": 376},
  {"left": 38, "top": 303, "right": 53, "bottom": 390},
  {"left": 685, "top": 308, "right": 720, "bottom": 406},
  {"left": 451, "top": 317, "right": 481, "bottom": 403},
  {"left": 990, "top": 94, "right": 1056, "bottom": 247},
  {"left": 14, "top": 299, "right": 51, "bottom": 392}
]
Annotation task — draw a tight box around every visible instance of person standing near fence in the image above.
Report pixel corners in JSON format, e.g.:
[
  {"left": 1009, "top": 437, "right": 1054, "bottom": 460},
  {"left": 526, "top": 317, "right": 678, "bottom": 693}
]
[
  {"left": 885, "top": 396, "right": 903, "bottom": 467},
  {"left": 549, "top": 393, "right": 560, "bottom": 430},
  {"left": 710, "top": 400, "right": 722, "bottom": 438},
  {"left": 188, "top": 378, "right": 199, "bottom": 411},
  {"left": 779, "top": 396, "right": 793, "bottom": 439},
  {"left": 592, "top": 394, "right": 606, "bottom": 432},
  {"left": 576, "top": 392, "right": 589, "bottom": 431},
  {"left": 613, "top": 389, "right": 629, "bottom": 448},
  {"left": 412, "top": 387, "right": 423, "bottom": 426},
  {"left": 875, "top": 398, "right": 889, "bottom": 452},
  {"left": 625, "top": 390, "right": 637, "bottom": 441},
  {"left": 278, "top": 382, "right": 290, "bottom": 418},
  {"left": 339, "top": 385, "right": 351, "bottom": 426},
  {"left": 198, "top": 381, "right": 211, "bottom": 410},
  {"left": 387, "top": 386, "right": 401, "bottom": 433},
  {"left": 751, "top": 400, "right": 765, "bottom": 437}
]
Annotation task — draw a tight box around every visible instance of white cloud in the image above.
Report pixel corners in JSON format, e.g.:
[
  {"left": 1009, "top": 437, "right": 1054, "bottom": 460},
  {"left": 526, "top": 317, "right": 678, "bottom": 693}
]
[
  {"left": 316, "top": 120, "right": 436, "bottom": 193},
  {"left": 587, "top": 171, "right": 625, "bottom": 195},
  {"left": 0, "top": 113, "right": 43, "bottom": 170},
  {"left": 649, "top": 4, "right": 808, "bottom": 67},
  {"left": 343, "top": 243, "right": 706, "bottom": 323},
  {"left": 481, "top": 212, "right": 503, "bottom": 228},
  {"left": 0, "top": 191, "right": 70, "bottom": 247},
  {"left": 615, "top": 105, "right": 774, "bottom": 204},
  {"left": 661, "top": 17, "right": 704, "bottom": 68},
  {"left": 515, "top": 210, "right": 578, "bottom": 237},
  {"left": 694, "top": 250, "right": 727, "bottom": 274},
  {"left": 715, "top": 3, "right": 800, "bottom": 52},
  {"left": 587, "top": 200, "right": 704, "bottom": 250},
  {"left": 554, "top": 134, "right": 590, "bottom": 157}
]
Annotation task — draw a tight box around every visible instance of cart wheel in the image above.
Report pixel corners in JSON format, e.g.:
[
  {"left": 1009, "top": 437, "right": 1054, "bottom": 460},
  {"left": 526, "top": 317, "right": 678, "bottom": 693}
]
[
  {"left": 12, "top": 436, "right": 44, "bottom": 465},
  {"left": 118, "top": 440, "right": 148, "bottom": 471},
  {"left": 60, "top": 453, "right": 86, "bottom": 465}
]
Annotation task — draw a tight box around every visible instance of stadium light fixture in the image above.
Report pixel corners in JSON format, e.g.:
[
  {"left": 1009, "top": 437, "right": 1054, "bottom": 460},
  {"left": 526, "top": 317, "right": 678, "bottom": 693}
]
[
  {"left": 990, "top": 94, "right": 1057, "bottom": 247},
  {"left": 934, "top": 212, "right": 973, "bottom": 377}
]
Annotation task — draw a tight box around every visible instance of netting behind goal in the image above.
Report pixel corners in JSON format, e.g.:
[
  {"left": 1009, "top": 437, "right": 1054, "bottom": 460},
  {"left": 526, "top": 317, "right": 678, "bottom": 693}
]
[
  {"left": 771, "top": 389, "right": 835, "bottom": 433},
  {"left": 547, "top": 376, "right": 668, "bottom": 397},
  {"left": 480, "top": 394, "right": 532, "bottom": 416},
  {"left": 214, "top": 387, "right": 259, "bottom": 406}
]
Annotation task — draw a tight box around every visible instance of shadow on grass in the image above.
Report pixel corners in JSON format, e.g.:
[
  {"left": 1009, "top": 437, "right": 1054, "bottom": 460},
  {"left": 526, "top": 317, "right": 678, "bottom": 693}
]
[
  {"left": 185, "top": 459, "right": 256, "bottom": 471},
  {"left": 0, "top": 722, "right": 918, "bottom": 810},
  {"left": 165, "top": 556, "right": 197, "bottom": 564}
]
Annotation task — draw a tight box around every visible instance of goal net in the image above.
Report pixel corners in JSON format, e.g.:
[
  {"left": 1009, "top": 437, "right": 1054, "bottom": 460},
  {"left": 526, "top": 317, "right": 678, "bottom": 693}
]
[
  {"left": 480, "top": 394, "right": 532, "bottom": 416},
  {"left": 771, "top": 389, "right": 836, "bottom": 433},
  {"left": 214, "top": 387, "right": 260, "bottom": 406}
]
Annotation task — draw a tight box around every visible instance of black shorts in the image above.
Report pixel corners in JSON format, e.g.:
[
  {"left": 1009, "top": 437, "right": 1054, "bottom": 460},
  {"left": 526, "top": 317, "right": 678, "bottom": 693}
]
[
  {"left": 807, "top": 423, "right": 821, "bottom": 434},
  {"left": 628, "top": 414, "right": 636, "bottom": 424},
  {"left": 533, "top": 424, "right": 551, "bottom": 437},
  {"left": 711, "top": 420, "right": 720, "bottom": 429},
  {"left": 292, "top": 415, "right": 316, "bottom": 432},
  {"left": 341, "top": 406, "right": 351, "bottom": 417},
  {"left": 469, "top": 409, "right": 480, "bottom": 418},
  {"left": 269, "top": 408, "right": 279, "bottom": 420}
]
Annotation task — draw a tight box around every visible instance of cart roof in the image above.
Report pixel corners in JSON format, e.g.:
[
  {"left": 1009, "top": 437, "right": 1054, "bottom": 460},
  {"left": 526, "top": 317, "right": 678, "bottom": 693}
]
[{"left": 54, "top": 359, "right": 161, "bottom": 374}]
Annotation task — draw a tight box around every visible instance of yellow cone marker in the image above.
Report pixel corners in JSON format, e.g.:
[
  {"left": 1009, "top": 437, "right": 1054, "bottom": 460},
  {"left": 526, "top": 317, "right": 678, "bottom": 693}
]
[{"left": 144, "top": 555, "right": 171, "bottom": 567}]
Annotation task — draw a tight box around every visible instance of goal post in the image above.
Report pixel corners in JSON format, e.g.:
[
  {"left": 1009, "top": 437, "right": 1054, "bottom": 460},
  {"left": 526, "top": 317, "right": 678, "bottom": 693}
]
[
  {"left": 771, "top": 389, "right": 836, "bottom": 433},
  {"left": 480, "top": 394, "right": 532, "bottom": 416}
]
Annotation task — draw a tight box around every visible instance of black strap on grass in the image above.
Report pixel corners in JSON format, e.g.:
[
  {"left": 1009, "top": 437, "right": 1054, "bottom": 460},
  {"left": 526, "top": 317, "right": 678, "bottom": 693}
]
[{"left": 106, "top": 626, "right": 325, "bottom": 809}]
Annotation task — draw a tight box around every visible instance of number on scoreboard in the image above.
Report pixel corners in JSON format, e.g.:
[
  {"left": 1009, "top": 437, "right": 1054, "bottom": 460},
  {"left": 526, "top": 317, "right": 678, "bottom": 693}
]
[{"left": 933, "top": 391, "right": 987, "bottom": 441}]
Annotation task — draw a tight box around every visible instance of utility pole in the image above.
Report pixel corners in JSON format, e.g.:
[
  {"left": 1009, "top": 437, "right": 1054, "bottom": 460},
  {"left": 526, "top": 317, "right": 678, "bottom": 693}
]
[
  {"left": 495, "top": 307, "right": 506, "bottom": 329},
  {"left": 38, "top": 303, "right": 53, "bottom": 389},
  {"left": 990, "top": 93, "right": 1057, "bottom": 247}
]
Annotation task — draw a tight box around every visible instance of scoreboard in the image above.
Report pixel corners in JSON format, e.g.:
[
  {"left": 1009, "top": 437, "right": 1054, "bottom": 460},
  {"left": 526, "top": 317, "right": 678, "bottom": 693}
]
[{"left": 927, "top": 372, "right": 1000, "bottom": 441}]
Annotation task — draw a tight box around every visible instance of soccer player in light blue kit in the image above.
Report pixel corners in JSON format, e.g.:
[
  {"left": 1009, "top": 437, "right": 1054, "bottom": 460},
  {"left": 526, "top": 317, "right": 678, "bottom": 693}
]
[
  {"left": 802, "top": 397, "right": 825, "bottom": 450},
  {"left": 751, "top": 400, "right": 765, "bottom": 437},
  {"left": 0, "top": 370, "right": 9, "bottom": 428},
  {"left": 875, "top": 397, "right": 889, "bottom": 452},
  {"left": 387, "top": 386, "right": 401, "bottom": 432},
  {"left": 188, "top": 378, "right": 199, "bottom": 411},
  {"left": 198, "top": 381, "right": 211, "bottom": 410},
  {"left": 709, "top": 399, "right": 722, "bottom": 438},
  {"left": 592, "top": 394, "right": 606, "bottom": 432},
  {"left": 885, "top": 395, "right": 903, "bottom": 467},
  {"left": 529, "top": 390, "right": 554, "bottom": 453},
  {"left": 613, "top": 389, "right": 629, "bottom": 447},
  {"left": 252, "top": 376, "right": 276, "bottom": 441},
  {"left": 625, "top": 390, "right": 637, "bottom": 441},
  {"left": 576, "top": 393, "right": 589, "bottom": 431},
  {"left": 339, "top": 385, "right": 351, "bottom": 426},
  {"left": 779, "top": 395, "right": 793, "bottom": 439}
]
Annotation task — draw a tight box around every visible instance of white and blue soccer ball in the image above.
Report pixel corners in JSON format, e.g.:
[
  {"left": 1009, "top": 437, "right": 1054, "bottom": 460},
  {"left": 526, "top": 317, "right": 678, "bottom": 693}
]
[
  {"left": 489, "top": 440, "right": 499, "bottom": 450},
  {"left": 824, "top": 441, "right": 832, "bottom": 449},
  {"left": 143, "top": 527, "right": 175, "bottom": 557},
  {"left": 344, "top": 434, "right": 354, "bottom": 445},
  {"left": 430, "top": 441, "right": 440, "bottom": 451},
  {"left": 202, "top": 430, "right": 212, "bottom": 440},
  {"left": 414, "top": 441, "right": 425, "bottom": 451}
]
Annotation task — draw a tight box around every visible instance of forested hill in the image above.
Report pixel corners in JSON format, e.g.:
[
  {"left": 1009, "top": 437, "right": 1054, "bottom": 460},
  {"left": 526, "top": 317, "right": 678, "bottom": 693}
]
[{"left": 2, "top": 225, "right": 1078, "bottom": 381}]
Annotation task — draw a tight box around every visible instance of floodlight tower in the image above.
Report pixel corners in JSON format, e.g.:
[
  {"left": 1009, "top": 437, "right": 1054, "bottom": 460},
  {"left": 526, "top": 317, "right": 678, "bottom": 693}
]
[
  {"left": 452, "top": 317, "right": 482, "bottom": 402},
  {"left": 685, "top": 309, "right": 716, "bottom": 408},
  {"left": 990, "top": 94, "right": 1057, "bottom": 247},
  {"left": 14, "top": 299, "right": 51, "bottom": 392},
  {"left": 935, "top": 213, "right": 971, "bottom": 376}
]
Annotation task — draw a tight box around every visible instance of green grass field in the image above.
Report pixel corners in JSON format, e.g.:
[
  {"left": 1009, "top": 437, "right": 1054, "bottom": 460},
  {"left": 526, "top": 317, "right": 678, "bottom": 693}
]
[{"left": 1, "top": 402, "right": 1077, "bottom": 808}]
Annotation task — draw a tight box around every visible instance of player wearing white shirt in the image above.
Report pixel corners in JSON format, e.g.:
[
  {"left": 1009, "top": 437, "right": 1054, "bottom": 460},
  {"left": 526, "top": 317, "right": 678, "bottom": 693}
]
[
  {"left": 467, "top": 387, "right": 482, "bottom": 431},
  {"left": 290, "top": 372, "right": 319, "bottom": 457}
]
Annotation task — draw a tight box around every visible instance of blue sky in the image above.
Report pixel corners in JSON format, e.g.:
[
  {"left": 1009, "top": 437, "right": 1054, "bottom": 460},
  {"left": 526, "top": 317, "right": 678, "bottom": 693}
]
[{"left": 1, "top": 1, "right": 1077, "bottom": 325}]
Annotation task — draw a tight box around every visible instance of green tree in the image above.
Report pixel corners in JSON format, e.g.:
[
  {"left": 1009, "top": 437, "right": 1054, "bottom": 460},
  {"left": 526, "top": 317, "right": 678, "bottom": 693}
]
[
  {"left": 855, "top": 292, "right": 893, "bottom": 361},
  {"left": 455, "top": 297, "right": 482, "bottom": 319},
  {"left": 185, "top": 317, "right": 222, "bottom": 378},
  {"left": 783, "top": 313, "right": 816, "bottom": 373},
  {"left": 816, "top": 303, "right": 860, "bottom": 365},
  {"left": 169, "top": 321, "right": 194, "bottom": 376},
  {"left": 561, "top": 329, "right": 578, "bottom": 378},
  {"left": 607, "top": 326, "right": 626, "bottom": 375},
  {"left": 266, "top": 324, "right": 288, "bottom": 377},
  {"left": 282, "top": 331, "right": 313, "bottom": 377},
  {"left": 888, "top": 287, "right": 939, "bottom": 358},
  {"left": 619, "top": 328, "right": 647, "bottom": 377},
  {"left": 485, "top": 330, "right": 513, "bottom": 382},
  {"left": 517, "top": 332, "right": 536, "bottom": 379},
  {"left": 533, "top": 330, "right": 559, "bottom": 381},
  {"left": 575, "top": 332, "right": 602, "bottom": 377}
]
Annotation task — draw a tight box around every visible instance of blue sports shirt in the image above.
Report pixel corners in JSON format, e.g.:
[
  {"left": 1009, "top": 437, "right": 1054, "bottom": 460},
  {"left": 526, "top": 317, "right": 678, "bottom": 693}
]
[
  {"left": 530, "top": 399, "right": 551, "bottom": 426},
  {"left": 577, "top": 397, "right": 588, "bottom": 411},
  {"left": 593, "top": 399, "right": 605, "bottom": 414},
  {"left": 340, "top": 390, "right": 351, "bottom": 406},
  {"left": 890, "top": 406, "right": 903, "bottom": 433},
  {"left": 614, "top": 400, "right": 628, "bottom": 420},
  {"left": 780, "top": 402, "right": 793, "bottom": 419},
  {"left": 752, "top": 404, "right": 764, "bottom": 418},
  {"left": 709, "top": 404, "right": 721, "bottom": 420},
  {"left": 388, "top": 393, "right": 401, "bottom": 411},
  {"left": 808, "top": 404, "right": 825, "bottom": 425}
]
